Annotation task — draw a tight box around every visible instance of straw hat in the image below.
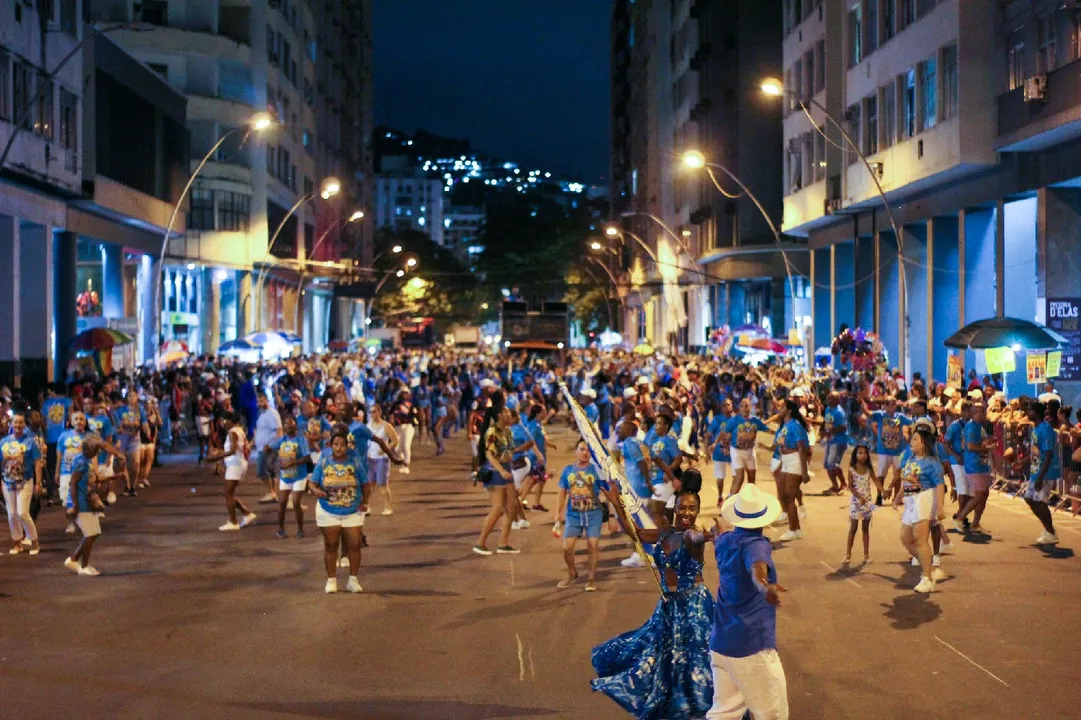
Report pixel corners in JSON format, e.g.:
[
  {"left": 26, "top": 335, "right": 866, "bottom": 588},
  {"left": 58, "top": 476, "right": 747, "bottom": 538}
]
[
  {"left": 720, "top": 484, "right": 782, "bottom": 529},
  {"left": 581, "top": 388, "right": 597, "bottom": 399},
  {"left": 622, "top": 387, "right": 637, "bottom": 399}
]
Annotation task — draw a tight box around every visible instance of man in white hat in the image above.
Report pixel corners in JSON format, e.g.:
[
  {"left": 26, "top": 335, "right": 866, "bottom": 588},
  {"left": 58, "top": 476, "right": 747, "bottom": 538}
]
[
  {"left": 580, "top": 388, "right": 599, "bottom": 427},
  {"left": 708, "top": 484, "right": 788, "bottom": 719}
]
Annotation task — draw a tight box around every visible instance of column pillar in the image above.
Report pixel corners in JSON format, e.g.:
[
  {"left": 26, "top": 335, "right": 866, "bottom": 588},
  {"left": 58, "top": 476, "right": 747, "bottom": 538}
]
[
  {"left": 102, "top": 243, "right": 124, "bottom": 319},
  {"left": 930, "top": 217, "right": 960, "bottom": 383},
  {"left": 238, "top": 270, "right": 254, "bottom": 335},
  {"left": 995, "top": 199, "right": 1005, "bottom": 318},
  {"left": 140, "top": 254, "right": 159, "bottom": 364},
  {"left": 812, "top": 248, "right": 830, "bottom": 356},
  {"left": 878, "top": 229, "right": 901, "bottom": 372},
  {"left": 19, "top": 223, "right": 54, "bottom": 398},
  {"left": 0, "top": 215, "right": 19, "bottom": 389},
  {"left": 54, "top": 232, "right": 78, "bottom": 380},
  {"left": 200, "top": 267, "right": 214, "bottom": 353},
  {"left": 834, "top": 241, "right": 856, "bottom": 333},
  {"left": 209, "top": 277, "right": 222, "bottom": 354}
]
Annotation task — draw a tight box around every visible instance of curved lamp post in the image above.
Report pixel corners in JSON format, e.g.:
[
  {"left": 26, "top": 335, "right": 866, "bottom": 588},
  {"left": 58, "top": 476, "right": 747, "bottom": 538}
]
[
  {"left": 251, "top": 176, "right": 341, "bottom": 328},
  {"left": 294, "top": 209, "right": 363, "bottom": 332},
  {"left": 760, "top": 76, "right": 910, "bottom": 376},
  {"left": 365, "top": 257, "right": 418, "bottom": 332},
  {"left": 154, "top": 112, "right": 275, "bottom": 366}
]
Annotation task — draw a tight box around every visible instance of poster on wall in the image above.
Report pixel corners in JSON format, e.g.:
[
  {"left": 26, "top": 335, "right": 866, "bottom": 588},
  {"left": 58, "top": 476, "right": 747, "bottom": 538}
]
[
  {"left": 985, "top": 347, "right": 1016, "bottom": 374},
  {"left": 1027, "top": 352, "right": 1047, "bottom": 385},
  {"left": 947, "top": 354, "right": 964, "bottom": 389},
  {"left": 1047, "top": 351, "right": 1062, "bottom": 379},
  {"left": 1046, "top": 299, "right": 1081, "bottom": 381}
]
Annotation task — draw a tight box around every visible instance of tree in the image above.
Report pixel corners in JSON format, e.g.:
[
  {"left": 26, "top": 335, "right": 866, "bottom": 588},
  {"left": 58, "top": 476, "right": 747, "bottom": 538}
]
[{"left": 563, "top": 266, "right": 614, "bottom": 335}]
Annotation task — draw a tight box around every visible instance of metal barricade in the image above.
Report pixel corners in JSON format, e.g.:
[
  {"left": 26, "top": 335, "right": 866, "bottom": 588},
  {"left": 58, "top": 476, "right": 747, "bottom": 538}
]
[
  {"left": 1055, "top": 429, "right": 1081, "bottom": 515},
  {"left": 990, "top": 421, "right": 1029, "bottom": 493}
]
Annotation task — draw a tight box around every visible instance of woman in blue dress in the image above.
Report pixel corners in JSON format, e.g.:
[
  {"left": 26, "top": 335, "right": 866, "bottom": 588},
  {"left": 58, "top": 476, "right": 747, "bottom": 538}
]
[{"left": 591, "top": 490, "right": 716, "bottom": 720}]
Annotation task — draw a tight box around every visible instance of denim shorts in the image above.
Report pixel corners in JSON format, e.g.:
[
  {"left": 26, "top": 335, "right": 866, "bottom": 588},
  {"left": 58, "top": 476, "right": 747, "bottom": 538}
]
[
  {"left": 481, "top": 469, "right": 508, "bottom": 488},
  {"left": 564, "top": 509, "right": 603, "bottom": 539},
  {"left": 824, "top": 442, "right": 848, "bottom": 470},
  {"left": 116, "top": 433, "right": 140, "bottom": 455},
  {"left": 256, "top": 451, "right": 278, "bottom": 479},
  {"left": 369, "top": 457, "right": 390, "bottom": 487}
]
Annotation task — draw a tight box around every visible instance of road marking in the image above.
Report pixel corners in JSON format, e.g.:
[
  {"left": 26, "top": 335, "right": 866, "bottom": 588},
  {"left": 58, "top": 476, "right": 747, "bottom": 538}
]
[
  {"left": 985, "top": 496, "right": 1081, "bottom": 535},
  {"left": 820, "top": 560, "right": 861, "bottom": 587},
  {"left": 510, "top": 559, "right": 516, "bottom": 586},
  {"left": 515, "top": 633, "right": 526, "bottom": 681},
  {"left": 528, "top": 643, "right": 535, "bottom": 679},
  {"left": 934, "top": 635, "right": 1010, "bottom": 688}
]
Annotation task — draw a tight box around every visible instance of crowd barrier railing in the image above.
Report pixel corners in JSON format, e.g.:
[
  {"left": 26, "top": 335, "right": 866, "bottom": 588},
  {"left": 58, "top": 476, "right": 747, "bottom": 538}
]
[{"left": 987, "top": 420, "right": 1081, "bottom": 515}]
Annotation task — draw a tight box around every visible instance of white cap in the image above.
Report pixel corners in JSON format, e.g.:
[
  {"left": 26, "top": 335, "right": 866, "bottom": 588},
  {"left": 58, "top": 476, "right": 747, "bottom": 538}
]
[
  {"left": 636, "top": 376, "right": 650, "bottom": 386},
  {"left": 581, "top": 388, "right": 597, "bottom": 399},
  {"left": 967, "top": 389, "right": 983, "bottom": 400},
  {"left": 622, "top": 387, "right": 637, "bottom": 399},
  {"left": 479, "top": 378, "right": 495, "bottom": 389}
]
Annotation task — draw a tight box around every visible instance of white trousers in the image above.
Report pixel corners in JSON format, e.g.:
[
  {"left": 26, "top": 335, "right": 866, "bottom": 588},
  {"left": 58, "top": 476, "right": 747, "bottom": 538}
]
[
  {"left": 396, "top": 424, "right": 415, "bottom": 467},
  {"left": 706, "top": 649, "right": 789, "bottom": 720},
  {"left": 2, "top": 481, "right": 38, "bottom": 543}
]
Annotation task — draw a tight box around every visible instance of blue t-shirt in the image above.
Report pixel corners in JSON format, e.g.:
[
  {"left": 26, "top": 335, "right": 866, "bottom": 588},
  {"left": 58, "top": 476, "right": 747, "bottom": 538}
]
[
  {"left": 1, "top": 431, "right": 41, "bottom": 486},
  {"left": 944, "top": 419, "right": 966, "bottom": 462},
  {"left": 42, "top": 397, "right": 71, "bottom": 444},
  {"left": 70, "top": 453, "right": 94, "bottom": 510},
  {"left": 113, "top": 405, "right": 147, "bottom": 436},
  {"left": 511, "top": 423, "right": 534, "bottom": 464},
  {"left": 898, "top": 449, "right": 946, "bottom": 494},
  {"left": 1030, "top": 421, "right": 1060, "bottom": 483},
  {"left": 962, "top": 421, "right": 991, "bottom": 474},
  {"left": 711, "top": 528, "right": 777, "bottom": 658},
  {"left": 57, "top": 429, "right": 86, "bottom": 474},
  {"left": 823, "top": 406, "right": 848, "bottom": 445},
  {"left": 526, "top": 419, "right": 547, "bottom": 460},
  {"left": 270, "top": 433, "right": 310, "bottom": 480},
  {"left": 777, "top": 419, "right": 808, "bottom": 452},
  {"left": 584, "top": 403, "right": 599, "bottom": 425},
  {"left": 310, "top": 455, "right": 366, "bottom": 515},
  {"left": 727, "top": 416, "right": 771, "bottom": 451},
  {"left": 86, "top": 413, "right": 115, "bottom": 464},
  {"left": 558, "top": 461, "right": 609, "bottom": 514},
  {"left": 708, "top": 415, "right": 733, "bottom": 462},
  {"left": 649, "top": 433, "right": 681, "bottom": 487},
  {"left": 620, "top": 438, "right": 652, "bottom": 499},
  {"left": 348, "top": 421, "right": 374, "bottom": 469},
  {"left": 869, "top": 411, "right": 911, "bottom": 456},
  {"left": 299, "top": 414, "right": 333, "bottom": 452}
]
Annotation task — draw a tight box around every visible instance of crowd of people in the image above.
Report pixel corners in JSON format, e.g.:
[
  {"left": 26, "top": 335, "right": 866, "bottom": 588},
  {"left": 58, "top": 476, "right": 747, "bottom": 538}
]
[{"left": 2, "top": 342, "right": 1078, "bottom": 719}]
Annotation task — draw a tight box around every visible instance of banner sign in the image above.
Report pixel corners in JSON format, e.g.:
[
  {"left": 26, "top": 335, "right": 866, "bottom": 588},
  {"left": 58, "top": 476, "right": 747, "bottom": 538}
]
[
  {"left": 1046, "top": 298, "right": 1081, "bottom": 381},
  {"left": 985, "top": 347, "right": 1015, "bottom": 374},
  {"left": 1046, "top": 351, "right": 1062, "bottom": 379},
  {"left": 1027, "top": 352, "right": 1047, "bottom": 385}
]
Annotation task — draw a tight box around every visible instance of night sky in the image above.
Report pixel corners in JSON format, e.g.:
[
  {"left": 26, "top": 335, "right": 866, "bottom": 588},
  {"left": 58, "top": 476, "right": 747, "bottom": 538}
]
[{"left": 373, "top": 0, "right": 613, "bottom": 182}]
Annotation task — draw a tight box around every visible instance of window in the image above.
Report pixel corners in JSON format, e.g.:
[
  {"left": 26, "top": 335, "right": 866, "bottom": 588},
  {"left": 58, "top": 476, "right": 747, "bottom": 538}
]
[
  {"left": 0, "top": 49, "right": 9, "bottom": 121},
  {"left": 788, "top": 141, "right": 803, "bottom": 194},
  {"left": 1037, "top": 14, "right": 1056, "bottom": 74},
  {"left": 848, "top": 7, "right": 863, "bottom": 67},
  {"left": 941, "top": 44, "right": 958, "bottom": 121},
  {"left": 58, "top": 88, "right": 76, "bottom": 152},
  {"left": 813, "top": 129, "right": 826, "bottom": 183},
  {"left": 866, "top": 0, "right": 879, "bottom": 54},
  {"left": 881, "top": 83, "right": 896, "bottom": 149},
  {"left": 793, "top": 59, "right": 803, "bottom": 102},
  {"left": 217, "top": 191, "right": 251, "bottom": 232},
  {"left": 784, "top": 69, "right": 794, "bottom": 113},
  {"left": 846, "top": 104, "right": 861, "bottom": 165},
  {"left": 59, "top": 0, "right": 76, "bottom": 34},
  {"left": 188, "top": 188, "right": 215, "bottom": 231},
  {"left": 900, "top": 0, "right": 915, "bottom": 30},
  {"left": 136, "top": 0, "right": 169, "bottom": 25},
  {"left": 864, "top": 95, "right": 878, "bottom": 155},
  {"left": 1007, "top": 27, "right": 1025, "bottom": 91},
  {"left": 12, "top": 60, "right": 32, "bottom": 130},
  {"left": 919, "top": 57, "right": 936, "bottom": 131},
  {"left": 815, "top": 40, "right": 826, "bottom": 92},
  {"left": 916, "top": 0, "right": 936, "bottom": 18},
  {"left": 903, "top": 69, "right": 916, "bottom": 139},
  {"left": 883, "top": 0, "right": 895, "bottom": 43},
  {"left": 804, "top": 50, "right": 814, "bottom": 101}
]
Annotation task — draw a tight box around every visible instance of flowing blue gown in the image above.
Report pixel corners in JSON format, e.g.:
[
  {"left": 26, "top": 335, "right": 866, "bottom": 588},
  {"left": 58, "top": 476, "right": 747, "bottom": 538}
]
[{"left": 591, "top": 533, "right": 715, "bottom": 719}]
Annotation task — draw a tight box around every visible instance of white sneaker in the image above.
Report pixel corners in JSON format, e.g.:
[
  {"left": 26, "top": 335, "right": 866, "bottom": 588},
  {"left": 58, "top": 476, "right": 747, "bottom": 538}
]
[
  {"left": 778, "top": 530, "right": 800, "bottom": 542},
  {"left": 346, "top": 576, "right": 363, "bottom": 593},
  {"left": 338, "top": 556, "right": 350, "bottom": 568},
  {"left": 1036, "top": 531, "right": 1060, "bottom": 545},
  {"left": 931, "top": 567, "right": 949, "bottom": 582},
  {"left": 911, "top": 556, "right": 920, "bottom": 566},
  {"left": 517, "top": 518, "right": 530, "bottom": 529},
  {"left": 798, "top": 506, "right": 807, "bottom": 519},
  {"left": 621, "top": 553, "right": 646, "bottom": 568},
  {"left": 218, "top": 522, "right": 240, "bottom": 532},
  {"left": 381, "top": 508, "right": 394, "bottom": 516},
  {"left": 65, "top": 523, "right": 77, "bottom": 535},
  {"left": 325, "top": 578, "right": 338, "bottom": 594},
  {"left": 773, "top": 512, "right": 789, "bottom": 526},
  {"left": 939, "top": 540, "right": 955, "bottom": 554},
  {"left": 913, "top": 576, "right": 936, "bottom": 593},
  {"left": 20, "top": 538, "right": 32, "bottom": 547},
  {"left": 259, "top": 492, "right": 277, "bottom": 503},
  {"left": 286, "top": 500, "right": 295, "bottom": 510},
  {"left": 64, "top": 558, "right": 80, "bottom": 573},
  {"left": 78, "top": 566, "right": 101, "bottom": 577},
  {"left": 106, "top": 491, "right": 117, "bottom": 505},
  {"left": 952, "top": 519, "right": 965, "bottom": 532},
  {"left": 399, "top": 467, "right": 411, "bottom": 475},
  {"left": 239, "top": 512, "right": 257, "bottom": 528}
]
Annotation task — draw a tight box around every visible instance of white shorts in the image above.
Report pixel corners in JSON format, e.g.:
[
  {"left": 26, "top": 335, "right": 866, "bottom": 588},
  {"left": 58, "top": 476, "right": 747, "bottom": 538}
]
[
  {"left": 651, "top": 482, "right": 675, "bottom": 503},
  {"left": 279, "top": 478, "right": 308, "bottom": 493},
  {"left": 731, "top": 448, "right": 756, "bottom": 472},
  {"left": 511, "top": 458, "right": 532, "bottom": 489},
  {"left": 224, "top": 461, "right": 248, "bottom": 481},
  {"left": 97, "top": 461, "right": 114, "bottom": 479},
  {"left": 951, "top": 465, "right": 968, "bottom": 495},
  {"left": 59, "top": 473, "right": 73, "bottom": 508},
  {"left": 76, "top": 512, "right": 102, "bottom": 538},
  {"left": 316, "top": 503, "right": 365, "bottom": 528},
  {"left": 709, "top": 649, "right": 789, "bottom": 720},
  {"left": 876, "top": 454, "right": 901, "bottom": 477},
  {"left": 901, "top": 488, "right": 934, "bottom": 526},
  {"left": 469, "top": 437, "right": 479, "bottom": 456},
  {"left": 1024, "top": 481, "right": 1053, "bottom": 504},
  {"left": 780, "top": 453, "right": 802, "bottom": 475},
  {"left": 770, "top": 457, "right": 781, "bottom": 474},
  {"left": 712, "top": 461, "right": 729, "bottom": 480}
]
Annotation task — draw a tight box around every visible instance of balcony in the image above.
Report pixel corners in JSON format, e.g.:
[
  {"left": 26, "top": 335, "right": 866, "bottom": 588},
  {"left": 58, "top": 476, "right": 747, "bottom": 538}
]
[{"left": 998, "top": 60, "right": 1081, "bottom": 152}]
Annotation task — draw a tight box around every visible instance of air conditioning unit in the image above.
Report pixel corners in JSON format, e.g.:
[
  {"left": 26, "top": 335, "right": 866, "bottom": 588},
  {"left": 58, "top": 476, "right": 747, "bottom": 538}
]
[{"left": 1024, "top": 75, "right": 1047, "bottom": 103}]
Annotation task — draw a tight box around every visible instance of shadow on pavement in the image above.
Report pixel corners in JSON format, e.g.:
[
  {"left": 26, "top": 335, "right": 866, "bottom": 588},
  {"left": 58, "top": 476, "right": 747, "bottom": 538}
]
[
  {"left": 1035, "top": 545, "right": 1075, "bottom": 560},
  {"left": 371, "top": 588, "right": 461, "bottom": 598},
  {"left": 233, "top": 699, "right": 558, "bottom": 719},
  {"left": 880, "top": 594, "right": 942, "bottom": 630}
]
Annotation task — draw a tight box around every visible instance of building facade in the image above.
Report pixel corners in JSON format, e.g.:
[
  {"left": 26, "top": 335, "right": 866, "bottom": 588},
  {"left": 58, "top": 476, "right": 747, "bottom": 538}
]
[
  {"left": 89, "top": 0, "right": 374, "bottom": 354},
  {"left": 373, "top": 174, "right": 446, "bottom": 246},
  {"left": 778, "top": 0, "right": 1081, "bottom": 405}
]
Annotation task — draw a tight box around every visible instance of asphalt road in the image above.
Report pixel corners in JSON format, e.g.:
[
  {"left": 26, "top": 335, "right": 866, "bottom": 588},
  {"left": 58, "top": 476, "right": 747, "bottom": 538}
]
[{"left": 2, "top": 422, "right": 1080, "bottom": 720}]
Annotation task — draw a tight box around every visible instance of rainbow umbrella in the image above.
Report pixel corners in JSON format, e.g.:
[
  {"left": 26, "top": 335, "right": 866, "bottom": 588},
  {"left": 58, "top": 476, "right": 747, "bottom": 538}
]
[{"left": 69, "top": 328, "right": 133, "bottom": 352}]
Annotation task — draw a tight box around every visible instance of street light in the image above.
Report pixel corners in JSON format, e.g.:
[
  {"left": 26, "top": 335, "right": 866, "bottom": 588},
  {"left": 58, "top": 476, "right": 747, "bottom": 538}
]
[
  {"left": 153, "top": 111, "right": 276, "bottom": 366},
  {"left": 396, "top": 269, "right": 405, "bottom": 278},
  {"left": 294, "top": 208, "right": 365, "bottom": 333},
  {"left": 349, "top": 210, "right": 365, "bottom": 222},
  {"left": 392, "top": 245, "right": 403, "bottom": 254},
  {"left": 759, "top": 76, "right": 910, "bottom": 376},
  {"left": 365, "top": 259, "right": 419, "bottom": 332},
  {"left": 682, "top": 150, "right": 707, "bottom": 170},
  {"left": 605, "top": 226, "right": 620, "bottom": 238},
  {"left": 590, "top": 241, "right": 603, "bottom": 252},
  {"left": 406, "top": 257, "right": 418, "bottom": 268}
]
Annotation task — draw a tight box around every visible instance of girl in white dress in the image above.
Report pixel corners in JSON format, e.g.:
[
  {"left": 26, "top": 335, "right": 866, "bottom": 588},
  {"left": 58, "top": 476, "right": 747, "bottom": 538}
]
[{"left": 844, "top": 444, "right": 883, "bottom": 565}]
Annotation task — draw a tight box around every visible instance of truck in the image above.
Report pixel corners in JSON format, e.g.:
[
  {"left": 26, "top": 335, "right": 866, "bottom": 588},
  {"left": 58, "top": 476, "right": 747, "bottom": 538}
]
[{"left": 447, "top": 325, "right": 482, "bottom": 350}]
